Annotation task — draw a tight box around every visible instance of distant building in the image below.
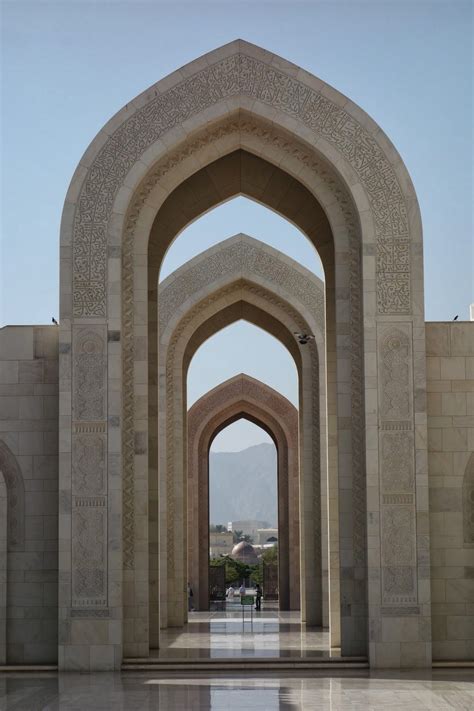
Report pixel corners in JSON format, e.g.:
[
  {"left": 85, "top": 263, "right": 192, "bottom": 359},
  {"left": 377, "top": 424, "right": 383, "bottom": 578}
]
[
  {"left": 470, "top": 304, "right": 474, "bottom": 321},
  {"left": 209, "top": 530, "right": 234, "bottom": 558},
  {"left": 231, "top": 540, "right": 259, "bottom": 566},
  {"left": 227, "top": 519, "right": 269, "bottom": 540},
  {"left": 256, "top": 528, "right": 278, "bottom": 545}
]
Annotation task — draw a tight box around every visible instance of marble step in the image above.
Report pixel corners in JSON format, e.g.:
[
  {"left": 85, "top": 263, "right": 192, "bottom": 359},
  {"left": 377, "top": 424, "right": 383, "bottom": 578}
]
[{"left": 122, "top": 657, "right": 369, "bottom": 671}]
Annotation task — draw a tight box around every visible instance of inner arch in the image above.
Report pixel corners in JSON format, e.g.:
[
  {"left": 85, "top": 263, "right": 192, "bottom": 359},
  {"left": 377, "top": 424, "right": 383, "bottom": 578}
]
[
  {"left": 149, "top": 149, "right": 335, "bottom": 276},
  {"left": 160, "top": 195, "right": 325, "bottom": 282},
  {"left": 187, "top": 320, "right": 298, "bottom": 408}
]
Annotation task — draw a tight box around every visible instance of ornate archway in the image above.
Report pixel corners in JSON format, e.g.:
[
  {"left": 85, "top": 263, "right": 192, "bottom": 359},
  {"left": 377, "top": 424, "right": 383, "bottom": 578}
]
[
  {"left": 152, "top": 234, "right": 329, "bottom": 647},
  {"left": 60, "top": 41, "right": 429, "bottom": 670},
  {"left": 188, "top": 374, "right": 300, "bottom": 612}
]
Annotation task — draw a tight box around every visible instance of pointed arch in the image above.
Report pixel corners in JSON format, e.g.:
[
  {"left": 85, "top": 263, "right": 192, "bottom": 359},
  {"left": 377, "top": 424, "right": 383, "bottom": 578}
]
[
  {"left": 59, "top": 40, "right": 428, "bottom": 669},
  {"left": 188, "top": 374, "right": 300, "bottom": 612}
]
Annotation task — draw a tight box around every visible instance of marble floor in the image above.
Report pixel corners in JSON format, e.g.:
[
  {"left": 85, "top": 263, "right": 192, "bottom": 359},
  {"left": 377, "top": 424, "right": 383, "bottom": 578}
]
[
  {"left": 1, "top": 670, "right": 473, "bottom": 710},
  {"left": 151, "top": 605, "right": 335, "bottom": 660}
]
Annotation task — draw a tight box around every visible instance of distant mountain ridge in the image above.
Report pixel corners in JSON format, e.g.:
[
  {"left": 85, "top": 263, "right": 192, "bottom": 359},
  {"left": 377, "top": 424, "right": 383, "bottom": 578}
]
[{"left": 209, "top": 442, "right": 278, "bottom": 527}]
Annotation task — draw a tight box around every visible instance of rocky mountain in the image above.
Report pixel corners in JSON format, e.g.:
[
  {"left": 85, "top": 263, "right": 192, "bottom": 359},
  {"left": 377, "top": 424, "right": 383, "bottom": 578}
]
[{"left": 209, "top": 442, "right": 278, "bottom": 527}]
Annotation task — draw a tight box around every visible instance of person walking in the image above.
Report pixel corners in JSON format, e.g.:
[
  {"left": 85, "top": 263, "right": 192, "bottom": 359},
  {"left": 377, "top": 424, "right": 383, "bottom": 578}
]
[
  {"left": 255, "top": 583, "right": 262, "bottom": 611},
  {"left": 239, "top": 582, "right": 246, "bottom": 597},
  {"left": 187, "top": 582, "right": 194, "bottom": 612},
  {"left": 227, "top": 585, "right": 235, "bottom": 601}
]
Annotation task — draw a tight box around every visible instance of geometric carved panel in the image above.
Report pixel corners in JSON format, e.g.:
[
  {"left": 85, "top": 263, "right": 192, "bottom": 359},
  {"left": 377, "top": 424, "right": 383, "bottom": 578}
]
[
  {"left": 378, "top": 324, "right": 413, "bottom": 422},
  {"left": 381, "top": 431, "right": 414, "bottom": 493},
  {"left": 72, "top": 504, "right": 107, "bottom": 606},
  {"left": 382, "top": 566, "right": 416, "bottom": 603},
  {"left": 72, "top": 434, "right": 106, "bottom": 496},
  {"left": 382, "top": 507, "right": 416, "bottom": 567},
  {"left": 72, "top": 326, "right": 106, "bottom": 421},
  {"left": 377, "top": 323, "right": 417, "bottom": 606}
]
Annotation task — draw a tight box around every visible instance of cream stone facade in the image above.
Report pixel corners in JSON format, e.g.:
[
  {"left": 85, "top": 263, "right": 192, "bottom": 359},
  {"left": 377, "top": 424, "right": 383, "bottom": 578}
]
[{"left": 0, "top": 40, "right": 472, "bottom": 671}]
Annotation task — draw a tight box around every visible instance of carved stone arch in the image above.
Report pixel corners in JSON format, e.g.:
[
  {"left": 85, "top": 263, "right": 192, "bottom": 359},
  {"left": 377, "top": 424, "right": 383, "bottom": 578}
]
[
  {"left": 151, "top": 281, "right": 327, "bottom": 655},
  {"left": 59, "top": 40, "right": 428, "bottom": 670},
  {"left": 188, "top": 374, "right": 300, "bottom": 612},
  {"left": 0, "top": 439, "right": 25, "bottom": 552},
  {"left": 153, "top": 238, "right": 327, "bottom": 643},
  {"left": 463, "top": 453, "right": 474, "bottom": 547}
]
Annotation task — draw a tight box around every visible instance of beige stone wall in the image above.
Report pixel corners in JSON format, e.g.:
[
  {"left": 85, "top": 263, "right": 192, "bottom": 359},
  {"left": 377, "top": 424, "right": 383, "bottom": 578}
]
[
  {"left": 0, "top": 326, "right": 59, "bottom": 664},
  {"left": 426, "top": 321, "right": 474, "bottom": 661}
]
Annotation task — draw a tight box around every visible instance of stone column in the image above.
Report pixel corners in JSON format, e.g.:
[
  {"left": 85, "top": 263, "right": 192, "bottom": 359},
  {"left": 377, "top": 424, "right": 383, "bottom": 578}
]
[{"left": 0, "top": 472, "right": 6, "bottom": 664}]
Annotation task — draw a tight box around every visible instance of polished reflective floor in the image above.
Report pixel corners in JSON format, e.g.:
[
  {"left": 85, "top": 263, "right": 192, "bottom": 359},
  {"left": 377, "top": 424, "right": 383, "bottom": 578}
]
[
  {"left": 151, "top": 604, "right": 333, "bottom": 660},
  {"left": 1, "top": 670, "right": 473, "bottom": 710}
]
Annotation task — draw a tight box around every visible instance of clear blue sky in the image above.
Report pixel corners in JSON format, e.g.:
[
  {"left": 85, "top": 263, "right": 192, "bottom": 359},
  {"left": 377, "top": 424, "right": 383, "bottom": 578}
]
[{"left": 1, "top": 1, "right": 472, "bottom": 450}]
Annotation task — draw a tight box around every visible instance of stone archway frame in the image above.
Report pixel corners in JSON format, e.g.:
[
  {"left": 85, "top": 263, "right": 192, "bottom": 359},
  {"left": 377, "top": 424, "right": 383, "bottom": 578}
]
[
  {"left": 158, "top": 274, "right": 324, "bottom": 639},
  {"left": 188, "top": 373, "right": 300, "bottom": 613},
  {"left": 156, "top": 232, "right": 328, "bottom": 616},
  {"left": 60, "top": 40, "right": 429, "bottom": 670}
]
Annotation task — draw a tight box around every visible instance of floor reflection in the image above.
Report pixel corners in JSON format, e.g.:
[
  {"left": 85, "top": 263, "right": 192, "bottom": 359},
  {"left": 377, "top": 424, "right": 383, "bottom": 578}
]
[
  {"left": 0, "top": 670, "right": 473, "bottom": 710},
  {"left": 151, "top": 607, "right": 333, "bottom": 660}
]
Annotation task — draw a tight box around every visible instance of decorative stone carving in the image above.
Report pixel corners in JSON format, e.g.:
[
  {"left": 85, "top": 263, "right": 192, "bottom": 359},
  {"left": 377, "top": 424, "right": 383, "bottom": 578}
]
[
  {"left": 378, "top": 323, "right": 417, "bottom": 606},
  {"left": 0, "top": 439, "right": 25, "bottom": 551},
  {"left": 72, "top": 505, "right": 107, "bottom": 606},
  {"left": 463, "top": 453, "right": 474, "bottom": 546},
  {"left": 72, "top": 49, "right": 410, "bottom": 318},
  {"left": 382, "top": 567, "right": 416, "bottom": 603},
  {"left": 381, "top": 432, "right": 414, "bottom": 492},
  {"left": 71, "top": 325, "right": 108, "bottom": 605},
  {"left": 379, "top": 326, "right": 412, "bottom": 422},
  {"left": 72, "top": 435, "right": 106, "bottom": 496},
  {"left": 72, "top": 327, "right": 106, "bottom": 421},
  {"left": 382, "top": 507, "right": 416, "bottom": 567}
]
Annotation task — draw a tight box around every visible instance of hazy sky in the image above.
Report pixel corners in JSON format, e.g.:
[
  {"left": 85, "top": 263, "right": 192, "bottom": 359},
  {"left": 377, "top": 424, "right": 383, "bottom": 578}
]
[{"left": 1, "top": 1, "right": 472, "bottom": 450}]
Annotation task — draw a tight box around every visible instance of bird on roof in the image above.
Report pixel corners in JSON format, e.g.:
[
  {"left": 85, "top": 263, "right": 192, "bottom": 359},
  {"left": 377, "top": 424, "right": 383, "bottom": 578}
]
[{"left": 52, "top": 317, "right": 59, "bottom": 325}]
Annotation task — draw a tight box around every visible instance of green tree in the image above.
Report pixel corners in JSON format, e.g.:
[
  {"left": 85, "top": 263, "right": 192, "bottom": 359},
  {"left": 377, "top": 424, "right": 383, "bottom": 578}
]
[
  {"left": 232, "top": 530, "right": 254, "bottom": 544},
  {"left": 261, "top": 545, "right": 278, "bottom": 564},
  {"left": 210, "top": 524, "right": 227, "bottom": 533},
  {"left": 210, "top": 555, "right": 259, "bottom": 586}
]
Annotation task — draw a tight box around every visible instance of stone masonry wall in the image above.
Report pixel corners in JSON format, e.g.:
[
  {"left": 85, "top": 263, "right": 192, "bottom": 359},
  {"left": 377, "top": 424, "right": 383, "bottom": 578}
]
[
  {"left": 426, "top": 321, "right": 474, "bottom": 661},
  {"left": 0, "top": 319, "right": 473, "bottom": 664},
  {"left": 0, "top": 326, "right": 59, "bottom": 664}
]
